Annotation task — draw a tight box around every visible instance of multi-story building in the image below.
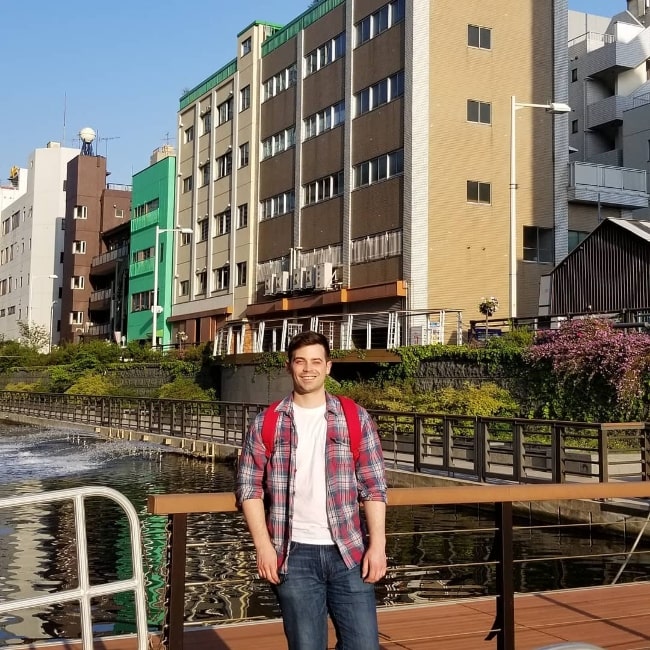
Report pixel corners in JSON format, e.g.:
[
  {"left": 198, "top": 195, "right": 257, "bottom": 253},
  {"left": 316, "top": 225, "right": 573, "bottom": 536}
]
[
  {"left": 175, "top": 0, "right": 571, "bottom": 351},
  {"left": 127, "top": 146, "right": 177, "bottom": 347},
  {"left": 60, "top": 150, "right": 131, "bottom": 343},
  {"left": 0, "top": 143, "right": 78, "bottom": 348}
]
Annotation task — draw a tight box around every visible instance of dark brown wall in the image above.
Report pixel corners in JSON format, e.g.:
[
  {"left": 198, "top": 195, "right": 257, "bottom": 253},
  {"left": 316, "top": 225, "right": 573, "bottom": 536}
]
[
  {"left": 302, "top": 59, "right": 345, "bottom": 117},
  {"left": 301, "top": 197, "right": 343, "bottom": 250},
  {"left": 352, "top": 99, "right": 403, "bottom": 164},
  {"left": 259, "top": 149, "right": 296, "bottom": 199},
  {"left": 303, "top": 5, "right": 345, "bottom": 52},
  {"left": 302, "top": 128, "right": 344, "bottom": 181},
  {"left": 353, "top": 0, "right": 389, "bottom": 21},
  {"left": 351, "top": 176, "right": 402, "bottom": 239},
  {"left": 353, "top": 23, "right": 404, "bottom": 92},
  {"left": 350, "top": 256, "right": 401, "bottom": 288},
  {"left": 260, "top": 87, "right": 297, "bottom": 140},
  {"left": 258, "top": 213, "right": 293, "bottom": 263},
  {"left": 261, "top": 39, "right": 297, "bottom": 83}
]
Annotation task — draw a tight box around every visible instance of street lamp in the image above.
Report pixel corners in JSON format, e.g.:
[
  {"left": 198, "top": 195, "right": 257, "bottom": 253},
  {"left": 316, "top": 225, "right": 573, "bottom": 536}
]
[
  {"left": 28, "top": 274, "right": 58, "bottom": 324},
  {"left": 509, "top": 97, "right": 571, "bottom": 319},
  {"left": 152, "top": 226, "right": 193, "bottom": 349}
]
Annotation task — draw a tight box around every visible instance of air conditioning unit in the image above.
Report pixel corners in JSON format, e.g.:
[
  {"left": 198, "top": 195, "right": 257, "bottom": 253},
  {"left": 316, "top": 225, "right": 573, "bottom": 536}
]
[
  {"left": 264, "top": 275, "right": 276, "bottom": 296},
  {"left": 315, "top": 262, "right": 333, "bottom": 290},
  {"left": 303, "top": 266, "right": 315, "bottom": 289},
  {"left": 292, "top": 268, "right": 304, "bottom": 290},
  {"left": 275, "top": 270, "right": 290, "bottom": 293}
]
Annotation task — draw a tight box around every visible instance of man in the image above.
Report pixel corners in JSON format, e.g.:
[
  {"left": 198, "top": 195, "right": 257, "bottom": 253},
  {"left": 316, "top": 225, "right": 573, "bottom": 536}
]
[{"left": 237, "top": 330, "right": 387, "bottom": 649}]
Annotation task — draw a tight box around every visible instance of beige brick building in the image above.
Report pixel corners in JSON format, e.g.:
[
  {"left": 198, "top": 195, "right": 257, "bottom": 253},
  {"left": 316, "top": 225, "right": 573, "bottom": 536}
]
[{"left": 172, "top": 0, "right": 570, "bottom": 351}]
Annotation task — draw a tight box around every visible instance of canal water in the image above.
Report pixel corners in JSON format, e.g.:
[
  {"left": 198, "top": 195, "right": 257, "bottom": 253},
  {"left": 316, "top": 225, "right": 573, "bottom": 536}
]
[{"left": 0, "top": 421, "right": 648, "bottom": 646}]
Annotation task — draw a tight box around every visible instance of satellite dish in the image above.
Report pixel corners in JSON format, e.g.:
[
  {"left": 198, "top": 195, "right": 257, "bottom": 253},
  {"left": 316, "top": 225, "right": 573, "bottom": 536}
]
[{"left": 79, "top": 127, "right": 96, "bottom": 143}]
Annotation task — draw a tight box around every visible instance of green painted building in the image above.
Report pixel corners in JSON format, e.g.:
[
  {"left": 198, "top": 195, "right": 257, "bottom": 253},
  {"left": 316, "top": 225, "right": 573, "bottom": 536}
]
[{"left": 127, "top": 150, "right": 176, "bottom": 347}]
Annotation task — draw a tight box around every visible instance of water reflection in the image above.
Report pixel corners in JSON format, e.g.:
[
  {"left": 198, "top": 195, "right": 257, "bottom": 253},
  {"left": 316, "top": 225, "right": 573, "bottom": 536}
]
[{"left": 0, "top": 422, "right": 649, "bottom": 646}]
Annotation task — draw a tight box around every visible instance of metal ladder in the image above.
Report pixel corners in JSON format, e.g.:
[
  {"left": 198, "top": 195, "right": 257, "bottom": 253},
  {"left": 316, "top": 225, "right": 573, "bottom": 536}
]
[{"left": 0, "top": 486, "right": 149, "bottom": 650}]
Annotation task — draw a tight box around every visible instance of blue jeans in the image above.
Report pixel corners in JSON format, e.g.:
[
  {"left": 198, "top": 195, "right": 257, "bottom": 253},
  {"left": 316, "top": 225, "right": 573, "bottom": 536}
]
[{"left": 273, "top": 542, "right": 380, "bottom": 650}]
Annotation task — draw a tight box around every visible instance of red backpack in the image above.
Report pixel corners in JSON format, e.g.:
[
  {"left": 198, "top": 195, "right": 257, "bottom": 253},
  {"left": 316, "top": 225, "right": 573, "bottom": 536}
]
[{"left": 261, "top": 396, "right": 362, "bottom": 463}]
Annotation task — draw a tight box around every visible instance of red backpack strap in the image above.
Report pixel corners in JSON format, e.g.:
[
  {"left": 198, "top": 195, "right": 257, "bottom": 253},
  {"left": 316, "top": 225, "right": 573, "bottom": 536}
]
[
  {"left": 337, "top": 396, "right": 362, "bottom": 464},
  {"left": 261, "top": 401, "right": 282, "bottom": 459}
]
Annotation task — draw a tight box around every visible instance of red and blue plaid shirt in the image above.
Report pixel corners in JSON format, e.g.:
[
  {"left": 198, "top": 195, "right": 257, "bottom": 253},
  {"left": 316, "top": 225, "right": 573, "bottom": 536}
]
[{"left": 236, "top": 393, "right": 387, "bottom": 572}]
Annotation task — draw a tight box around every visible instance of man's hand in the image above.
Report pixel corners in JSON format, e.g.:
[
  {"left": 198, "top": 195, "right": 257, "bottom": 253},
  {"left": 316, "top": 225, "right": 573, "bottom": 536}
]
[
  {"left": 256, "top": 541, "right": 281, "bottom": 584},
  {"left": 361, "top": 543, "right": 387, "bottom": 583}
]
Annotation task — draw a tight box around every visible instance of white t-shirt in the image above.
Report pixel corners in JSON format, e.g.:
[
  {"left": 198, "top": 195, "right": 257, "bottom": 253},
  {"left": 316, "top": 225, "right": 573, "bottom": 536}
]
[{"left": 291, "top": 402, "right": 335, "bottom": 545}]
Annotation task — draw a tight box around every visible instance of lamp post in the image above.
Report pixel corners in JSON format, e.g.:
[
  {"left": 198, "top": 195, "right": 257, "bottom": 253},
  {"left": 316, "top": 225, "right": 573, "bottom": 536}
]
[
  {"left": 28, "top": 274, "right": 58, "bottom": 324},
  {"left": 509, "top": 97, "right": 571, "bottom": 319},
  {"left": 152, "top": 226, "right": 192, "bottom": 349}
]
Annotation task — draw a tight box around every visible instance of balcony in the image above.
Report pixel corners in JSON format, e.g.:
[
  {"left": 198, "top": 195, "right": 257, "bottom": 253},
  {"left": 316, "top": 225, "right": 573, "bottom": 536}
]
[
  {"left": 568, "top": 161, "right": 649, "bottom": 209},
  {"left": 86, "top": 323, "right": 112, "bottom": 337},
  {"left": 91, "top": 245, "right": 128, "bottom": 275},
  {"left": 130, "top": 258, "right": 155, "bottom": 278},
  {"left": 89, "top": 288, "right": 112, "bottom": 309},
  {"left": 586, "top": 94, "right": 630, "bottom": 130},
  {"left": 130, "top": 210, "right": 159, "bottom": 233}
]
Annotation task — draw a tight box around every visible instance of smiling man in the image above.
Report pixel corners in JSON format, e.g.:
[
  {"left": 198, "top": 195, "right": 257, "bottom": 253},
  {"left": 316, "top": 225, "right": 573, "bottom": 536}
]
[{"left": 237, "top": 330, "right": 387, "bottom": 650}]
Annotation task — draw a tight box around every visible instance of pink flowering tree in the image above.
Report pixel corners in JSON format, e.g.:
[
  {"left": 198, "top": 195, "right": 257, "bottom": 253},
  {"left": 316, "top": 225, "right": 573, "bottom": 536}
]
[{"left": 525, "top": 318, "right": 650, "bottom": 421}]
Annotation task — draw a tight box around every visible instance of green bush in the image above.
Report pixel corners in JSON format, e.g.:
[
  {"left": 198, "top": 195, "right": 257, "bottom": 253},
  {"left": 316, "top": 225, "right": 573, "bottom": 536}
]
[
  {"left": 156, "top": 377, "right": 214, "bottom": 401},
  {"left": 4, "top": 381, "right": 45, "bottom": 393},
  {"left": 66, "top": 373, "right": 115, "bottom": 396}
]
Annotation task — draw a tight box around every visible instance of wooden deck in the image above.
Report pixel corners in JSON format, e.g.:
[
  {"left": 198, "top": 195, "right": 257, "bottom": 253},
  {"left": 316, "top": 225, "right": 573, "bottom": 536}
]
[{"left": 17, "top": 581, "right": 650, "bottom": 650}]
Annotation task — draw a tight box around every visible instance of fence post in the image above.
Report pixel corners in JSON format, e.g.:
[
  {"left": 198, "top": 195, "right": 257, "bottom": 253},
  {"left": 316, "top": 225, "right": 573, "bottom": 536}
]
[
  {"left": 494, "top": 502, "right": 515, "bottom": 650},
  {"left": 598, "top": 426, "right": 609, "bottom": 483},
  {"left": 552, "top": 424, "right": 566, "bottom": 483},
  {"left": 163, "top": 513, "right": 187, "bottom": 650},
  {"left": 414, "top": 415, "right": 422, "bottom": 473},
  {"left": 513, "top": 422, "right": 523, "bottom": 482},
  {"left": 642, "top": 423, "right": 650, "bottom": 481},
  {"left": 475, "top": 418, "right": 487, "bottom": 482}
]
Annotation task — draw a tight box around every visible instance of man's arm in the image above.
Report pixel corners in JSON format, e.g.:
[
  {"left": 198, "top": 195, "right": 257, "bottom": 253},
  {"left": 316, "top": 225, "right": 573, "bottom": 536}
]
[
  {"left": 241, "top": 499, "right": 280, "bottom": 584},
  {"left": 361, "top": 500, "right": 386, "bottom": 583}
]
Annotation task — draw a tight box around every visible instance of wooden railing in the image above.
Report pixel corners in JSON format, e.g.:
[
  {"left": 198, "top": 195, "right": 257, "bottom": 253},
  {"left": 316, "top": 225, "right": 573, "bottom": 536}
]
[
  {"left": 1, "top": 392, "right": 649, "bottom": 484},
  {"left": 148, "top": 482, "right": 650, "bottom": 650}
]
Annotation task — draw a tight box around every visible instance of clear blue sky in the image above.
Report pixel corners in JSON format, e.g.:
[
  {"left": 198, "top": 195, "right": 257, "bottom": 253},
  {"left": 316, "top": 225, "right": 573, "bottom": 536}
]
[{"left": 0, "top": 0, "right": 629, "bottom": 185}]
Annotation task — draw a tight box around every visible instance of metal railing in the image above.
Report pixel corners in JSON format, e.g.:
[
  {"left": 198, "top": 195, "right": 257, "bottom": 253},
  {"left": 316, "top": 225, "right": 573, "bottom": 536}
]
[
  {"left": 0, "top": 486, "right": 149, "bottom": 650},
  {"left": 91, "top": 245, "right": 129, "bottom": 267},
  {"left": 147, "top": 482, "right": 650, "bottom": 650},
  {"left": 1, "top": 391, "right": 649, "bottom": 484}
]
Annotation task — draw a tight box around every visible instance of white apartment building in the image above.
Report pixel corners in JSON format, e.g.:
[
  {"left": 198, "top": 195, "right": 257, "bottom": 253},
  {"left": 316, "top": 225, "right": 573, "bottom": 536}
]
[{"left": 0, "top": 142, "right": 78, "bottom": 347}]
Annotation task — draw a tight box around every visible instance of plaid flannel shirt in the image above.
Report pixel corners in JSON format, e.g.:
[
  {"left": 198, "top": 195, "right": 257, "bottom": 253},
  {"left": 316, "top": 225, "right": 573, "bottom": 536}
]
[{"left": 236, "top": 392, "right": 387, "bottom": 572}]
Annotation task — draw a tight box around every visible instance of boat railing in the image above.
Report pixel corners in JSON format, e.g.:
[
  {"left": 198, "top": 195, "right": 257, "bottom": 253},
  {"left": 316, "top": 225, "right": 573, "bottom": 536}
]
[
  {"left": 148, "top": 482, "right": 650, "bottom": 650},
  {"left": 0, "top": 486, "right": 149, "bottom": 650}
]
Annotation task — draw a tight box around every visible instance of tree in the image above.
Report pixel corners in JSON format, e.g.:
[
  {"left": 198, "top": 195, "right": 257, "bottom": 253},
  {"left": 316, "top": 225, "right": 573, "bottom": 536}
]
[{"left": 17, "top": 321, "right": 50, "bottom": 352}]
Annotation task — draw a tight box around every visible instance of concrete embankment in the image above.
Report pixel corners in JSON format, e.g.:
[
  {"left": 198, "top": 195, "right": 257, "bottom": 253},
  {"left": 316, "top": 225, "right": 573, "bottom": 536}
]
[{"left": 3, "top": 412, "right": 648, "bottom": 536}]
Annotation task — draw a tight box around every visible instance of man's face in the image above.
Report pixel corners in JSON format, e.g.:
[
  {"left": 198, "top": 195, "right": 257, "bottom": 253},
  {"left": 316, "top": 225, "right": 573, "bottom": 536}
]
[{"left": 287, "top": 343, "right": 332, "bottom": 395}]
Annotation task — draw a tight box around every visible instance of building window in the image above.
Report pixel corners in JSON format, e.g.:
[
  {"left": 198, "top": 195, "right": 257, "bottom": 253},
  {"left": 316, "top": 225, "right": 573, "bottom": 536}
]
[
  {"left": 240, "top": 85, "right": 251, "bottom": 111},
  {"left": 201, "top": 163, "right": 211, "bottom": 186},
  {"left": 239, "top": 142, "right": 249, "bottom": 167},
  {"left": 467, "top": 99, "right": 491, "bottom": 124},
  {"left": 217, "top": 98, "right": 233, "bottom": 125},
  {"left": 182, "top": 175, "right": 193, "bottom": 193},
  {"left": 236, "top": 261, "right": 247, "bottom": 286},
  {"left": 214, "top": 266, "right": 229, "bottom": 291},
  {"left": 179, "top": 280, "right": 189, "bottom": 296},
  {"left": 355, "top": 0, "right": 405, "bottom": 47},
  {"left": 131, "top": 290, "right": 154, "bottom": 312},
  {"left": 568, "top": 229, "right": 589, "bottom": 252},
  {"left": 73, "top": 205, "right": 87, "bottom": 220},
  {"left": 216, "top": 152, "right": 232, "bottom": 178},
  {"left": 241, "top": 36, "right": 252, "bottom": 56},
  {"left": 237, "top": 203, "right": 248, "bottom": 229},
  {"left": 184, "top": 125, "right": 194, "bottom": 143},
  {"left": 571, "top": 68, "right": 578, "bottom": 82},
  {"left": 71, "top": 275, "right": 85, "bottom": 290},
  {"left": 351, "top": 229, "right": 402, "bottom": 264},
  {"left": 262, "top": 126, "right": 296, "bottom": 160},
  {"left": 133, "top": 198, "right": 159, "bottom": 218},
  {"left": 260, "top": 190, "right": 295, "bottom": 221},
  {"left": 466, "top": 180, "right": 491, "bottom": 204},
  {"left": 263, "top": 64, "right": 297, "bottom": 101},
  {"left": 468, "top": 24, "right": 491, "bottom": 49},
  {"left": 70, "top": 311, "right": 84, "bottom": 325},
  {"left": 201, "top": 111, "right": 211, "bottom": 134},
  {"left": 523, "top": 226, "right": 553, "bottom": 263},
  {"left": 132, "top": 247, "right": 153, "bottom": 263},
  {"left": 72, "top": 240, "right": 86, "bottom": 254},
  {"left": 198, "top": 219, "right": 209, "bottom": 242},
  {"left": 571, "top": 119, "right": 579, "bottom": 134},
  {"left": 355, "top": 72, "right": 404, "bottom": 116},
  {"left": 197, "top": 270, "right": 207, "bottom": 294},
  {"left": 115, "top": 208, "right": 124, "bottom": 218},
  {"left": 11, "top": 211, "right": 19, "bottom": 230},
  {"left": 181, "top": 231, "right": 192, "bottom": 246},
  {"left": 304, "top": 171, "right": 344, "bottom": 205},
  {"left": 305, "top": 33, "right": 345, "bottom": 76},
  {"left": 354, "top": 150, "right": 404, "bottom": 188},
  {"left": 304, "top": 101, "right": 345, "bottom": 139},
  {"left": 215, "top": 210, "right": 231, "bottom": 236}
]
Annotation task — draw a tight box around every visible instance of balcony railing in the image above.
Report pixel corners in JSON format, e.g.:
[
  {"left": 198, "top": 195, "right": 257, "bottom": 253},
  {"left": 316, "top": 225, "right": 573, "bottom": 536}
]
[
  {"left": 89, "top": 288, "right": 112, "bottom": 303},
  {"left": 106, "top": 183, "right": 132, "bottom": 192},
  {"left": 130, "top": 258, "right": 155, "bottom": 277},
  {"left": 130, "top": 210, "right": 160, "bottom": 233},
  {"left": 568, "top": 31, "right": 616, "bottom": 53},
  {"left": 86, "top": 323, "right": 112, "bottom": 336},
  {"left": 568, "top": 161, "right": 649, "bottom": 209},
  {"left": 91, "top": 245, "right": 129, "bottom": 267}
]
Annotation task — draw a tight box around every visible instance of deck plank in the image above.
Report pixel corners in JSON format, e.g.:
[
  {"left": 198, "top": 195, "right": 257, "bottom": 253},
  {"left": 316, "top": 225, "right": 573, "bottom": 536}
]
[{"left": 15, "top": 582, "right": 650, "bottom": 650}]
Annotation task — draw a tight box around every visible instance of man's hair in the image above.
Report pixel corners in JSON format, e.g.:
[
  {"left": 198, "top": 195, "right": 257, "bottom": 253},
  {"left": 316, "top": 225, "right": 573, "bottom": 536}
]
[{"left": 287, "top": 330, "right": 331, "bottom": 362}]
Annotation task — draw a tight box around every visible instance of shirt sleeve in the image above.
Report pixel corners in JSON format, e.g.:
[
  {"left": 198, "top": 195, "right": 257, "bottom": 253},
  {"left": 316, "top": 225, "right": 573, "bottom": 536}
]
[
  {"left": 235, "top": 411, "right": 267, "bottom": 506},
  {"left": 355, "top": 406, "right": 388, "bottom": 503}
]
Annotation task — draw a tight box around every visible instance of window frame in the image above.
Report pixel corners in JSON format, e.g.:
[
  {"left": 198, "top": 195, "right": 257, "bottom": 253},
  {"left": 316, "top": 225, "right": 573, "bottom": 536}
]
[{"left": 466, "top": 180, "right": 492, "bottom": 204}]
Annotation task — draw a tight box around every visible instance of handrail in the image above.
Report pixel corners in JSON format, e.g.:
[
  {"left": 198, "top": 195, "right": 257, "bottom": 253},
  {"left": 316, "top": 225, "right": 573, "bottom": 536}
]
[
  {"left": 0, "top": 486, "right": 149, "bottom": 650},
  {"left": 147, "top": 482, "right": 650, "bottom": 650}
]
